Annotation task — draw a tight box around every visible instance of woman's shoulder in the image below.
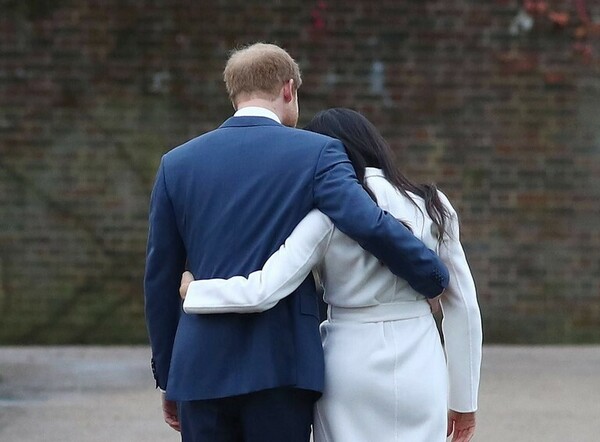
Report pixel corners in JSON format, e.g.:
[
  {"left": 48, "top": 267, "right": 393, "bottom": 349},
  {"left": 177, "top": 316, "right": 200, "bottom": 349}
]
[
  {"left": 434, "top": 189, "right": 458, "bottom": 216},
  {"left": 364, "top": 167, "right": 394, "bottom": 192},
  {"left": 366, "top": 170, "right": 458, "bottom": 216}
]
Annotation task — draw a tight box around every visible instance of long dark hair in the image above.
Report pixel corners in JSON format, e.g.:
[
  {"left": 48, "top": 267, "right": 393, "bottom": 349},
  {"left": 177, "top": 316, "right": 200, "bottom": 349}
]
[{"left": 304, "top": 108, "right": 450, "bottom": 241}]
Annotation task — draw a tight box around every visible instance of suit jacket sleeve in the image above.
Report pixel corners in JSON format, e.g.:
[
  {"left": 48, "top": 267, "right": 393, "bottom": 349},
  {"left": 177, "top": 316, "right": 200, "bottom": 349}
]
[
  {"left": 183, "top": 210, "right": 334, "bottom": 314},
  {"left": 313, "top": 139, "right": 449, "bottom": 298},
  {"left": 144, "top": 158, "right": 186, "bottom": 390},
  {"left": 437, "top": 193, "right": 483, "bottom": 412}
]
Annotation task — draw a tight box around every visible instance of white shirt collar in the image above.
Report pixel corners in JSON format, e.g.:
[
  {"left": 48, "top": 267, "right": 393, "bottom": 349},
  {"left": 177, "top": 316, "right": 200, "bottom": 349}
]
[{"left": 234, "top": 106, "right": 281, "bottom": 123}]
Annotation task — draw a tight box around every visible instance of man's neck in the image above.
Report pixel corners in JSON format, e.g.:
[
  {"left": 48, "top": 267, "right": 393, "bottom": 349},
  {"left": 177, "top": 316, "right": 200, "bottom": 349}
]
[
  {"left": 236, "top": 97, "right": 285, "bottom": 121},
  {"left": 234, "top": 106, "right": 281, "bottom": 124},
  {"left": 237, "top": 98, "right": 274, "bottom": 111}
]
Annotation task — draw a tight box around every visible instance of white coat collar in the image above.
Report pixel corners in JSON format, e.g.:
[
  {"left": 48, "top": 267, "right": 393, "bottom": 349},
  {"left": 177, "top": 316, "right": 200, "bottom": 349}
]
[{"left": 365, "top": 167, "right": 385, "bottom": 178}]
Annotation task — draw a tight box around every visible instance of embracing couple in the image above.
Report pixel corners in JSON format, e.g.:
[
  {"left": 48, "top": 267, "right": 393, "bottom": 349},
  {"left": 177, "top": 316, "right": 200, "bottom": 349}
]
[{"left": 144, "top": 43, "right": 482, "bottom": 442}]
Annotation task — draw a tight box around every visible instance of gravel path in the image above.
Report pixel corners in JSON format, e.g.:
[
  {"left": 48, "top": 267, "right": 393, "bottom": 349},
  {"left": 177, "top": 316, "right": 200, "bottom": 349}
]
[{"left": 1, "top": 345, "right": 599, "bottom": 441}]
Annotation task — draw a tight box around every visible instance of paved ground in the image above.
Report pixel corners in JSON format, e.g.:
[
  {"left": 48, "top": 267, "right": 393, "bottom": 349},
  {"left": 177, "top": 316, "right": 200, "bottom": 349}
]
[{"left": 0, "top": 346, "right": 599, "bottom": 442}]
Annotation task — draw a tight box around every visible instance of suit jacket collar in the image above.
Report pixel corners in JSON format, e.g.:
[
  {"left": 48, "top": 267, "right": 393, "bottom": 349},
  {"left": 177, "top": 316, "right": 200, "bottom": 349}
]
[{"left": 219, "top": 116, "right": 283, "bottom": 129}]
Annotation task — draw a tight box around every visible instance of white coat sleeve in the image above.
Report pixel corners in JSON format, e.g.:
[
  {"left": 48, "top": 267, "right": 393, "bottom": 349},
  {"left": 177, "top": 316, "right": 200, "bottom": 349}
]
[
  {"left": 183, "top": 210, "right": 334, "bottom": 314},
  {"left": 438, "top": 194, "right": 483, "bottom": 413}
]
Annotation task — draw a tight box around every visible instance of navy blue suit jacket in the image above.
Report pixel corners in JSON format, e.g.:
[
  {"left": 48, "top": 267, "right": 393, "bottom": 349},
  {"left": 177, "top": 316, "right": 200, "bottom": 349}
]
[{"left": 144, "top": 116, "right": 449, "bottom": 401}]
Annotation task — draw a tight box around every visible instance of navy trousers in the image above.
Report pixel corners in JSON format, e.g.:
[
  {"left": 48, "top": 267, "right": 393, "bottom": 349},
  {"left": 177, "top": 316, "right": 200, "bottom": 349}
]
[{"left": 178, "top": 387, "right": 317, "bottom": 442}]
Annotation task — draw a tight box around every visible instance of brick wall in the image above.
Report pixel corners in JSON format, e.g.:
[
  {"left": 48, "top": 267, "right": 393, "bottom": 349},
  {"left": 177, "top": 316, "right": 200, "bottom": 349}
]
[{"left": 1, "top": 0, "right": 599, "bottom": 343}]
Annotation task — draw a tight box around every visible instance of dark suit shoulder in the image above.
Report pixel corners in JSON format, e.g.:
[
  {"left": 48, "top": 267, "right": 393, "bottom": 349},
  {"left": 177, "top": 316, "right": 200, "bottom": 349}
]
[
  {"left": 278, "top": 125, "right": 336, "bottom": 142},
  {"left": 272, "top": 126, "right": 341, "bottom": 152},
  {"left": 162, "top": 123, "right": 341, "bottom": 174},
  {"left": 164, "top": 129, "right": 219, "bottom": 158},
  {"left": 160, "top": 129, "right": 232, "bottom": 174}
]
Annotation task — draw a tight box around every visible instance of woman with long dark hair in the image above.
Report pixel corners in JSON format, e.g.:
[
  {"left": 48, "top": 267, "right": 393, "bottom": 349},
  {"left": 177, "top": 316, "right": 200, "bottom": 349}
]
[
  {"left": 180, "top": 108, "right": 482, "bottom": 442},
  {"left": 305, "top": 108, "right": 450, "bottom": 239}
]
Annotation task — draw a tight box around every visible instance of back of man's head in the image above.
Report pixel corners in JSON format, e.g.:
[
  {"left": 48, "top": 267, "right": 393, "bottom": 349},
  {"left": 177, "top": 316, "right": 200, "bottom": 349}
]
[{"left": 224, "top": 43, "right": 302, "bottom": 106}]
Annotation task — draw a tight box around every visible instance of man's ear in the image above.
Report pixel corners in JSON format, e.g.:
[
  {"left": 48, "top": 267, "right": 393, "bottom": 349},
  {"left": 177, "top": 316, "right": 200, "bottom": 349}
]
[{"left": 282, "top": 79, "right": 295, "bottom": 103}]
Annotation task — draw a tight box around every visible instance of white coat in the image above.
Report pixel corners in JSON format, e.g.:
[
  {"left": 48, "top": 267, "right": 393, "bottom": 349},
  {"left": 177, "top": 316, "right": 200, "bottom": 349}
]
[{"left": 184, "top": 167, "right": 482, "bottom": 441}]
